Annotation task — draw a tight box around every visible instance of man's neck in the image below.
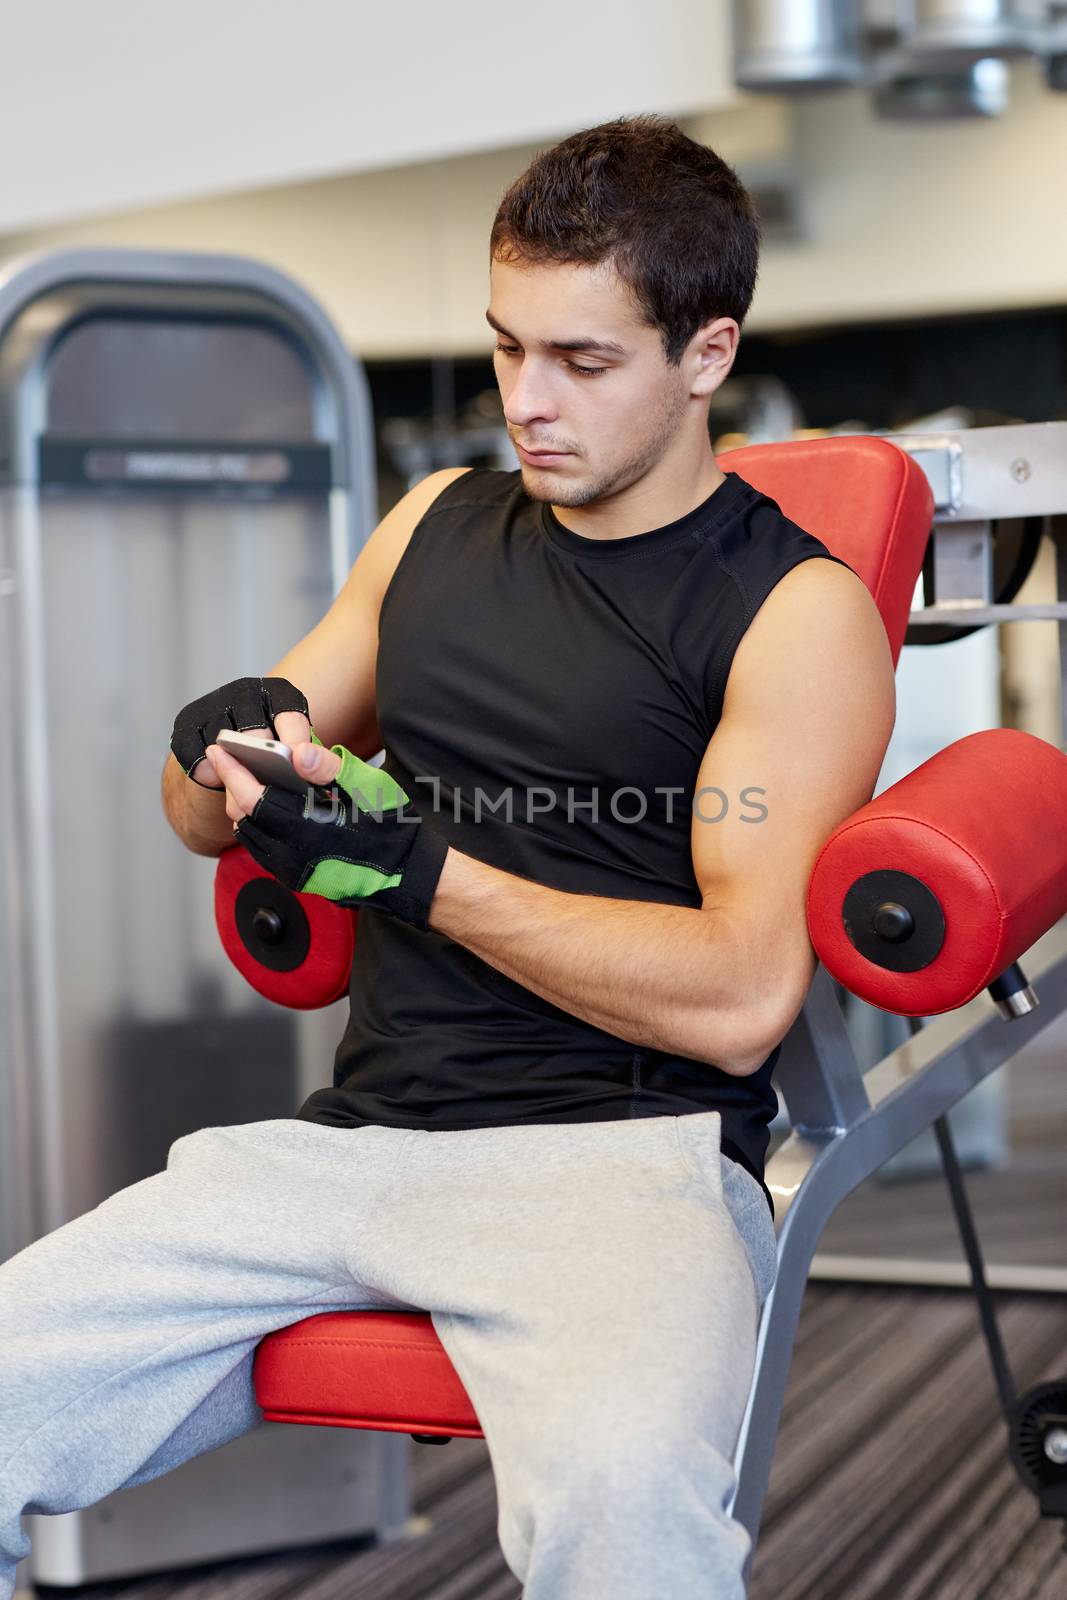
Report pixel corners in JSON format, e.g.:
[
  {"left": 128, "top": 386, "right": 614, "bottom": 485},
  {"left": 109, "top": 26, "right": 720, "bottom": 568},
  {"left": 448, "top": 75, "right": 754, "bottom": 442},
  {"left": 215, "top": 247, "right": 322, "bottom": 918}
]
[{"left": 550, "top": 452, "right": 726, "bottom": 541}]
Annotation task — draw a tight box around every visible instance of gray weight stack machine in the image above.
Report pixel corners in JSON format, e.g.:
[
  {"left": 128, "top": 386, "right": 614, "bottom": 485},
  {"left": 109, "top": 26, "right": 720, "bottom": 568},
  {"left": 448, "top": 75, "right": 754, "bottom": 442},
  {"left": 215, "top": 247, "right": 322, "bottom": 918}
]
[{"left": 0, "top": 249, "right": 420, "bottom": 1587}]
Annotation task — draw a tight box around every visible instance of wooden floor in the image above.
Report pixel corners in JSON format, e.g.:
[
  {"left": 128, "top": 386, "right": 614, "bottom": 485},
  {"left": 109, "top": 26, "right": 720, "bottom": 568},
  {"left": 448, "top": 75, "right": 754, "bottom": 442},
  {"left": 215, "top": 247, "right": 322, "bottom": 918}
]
[{"left": 33, "top": 1028, "right": 1067, "bottom": 1599}]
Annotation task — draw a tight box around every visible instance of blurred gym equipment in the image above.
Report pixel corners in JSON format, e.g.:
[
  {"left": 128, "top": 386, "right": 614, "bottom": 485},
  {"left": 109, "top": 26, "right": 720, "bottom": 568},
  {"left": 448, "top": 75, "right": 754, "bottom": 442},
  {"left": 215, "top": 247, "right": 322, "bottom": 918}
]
[{"left": 0, "top": 248, "right": 417, "bottom": 1589}]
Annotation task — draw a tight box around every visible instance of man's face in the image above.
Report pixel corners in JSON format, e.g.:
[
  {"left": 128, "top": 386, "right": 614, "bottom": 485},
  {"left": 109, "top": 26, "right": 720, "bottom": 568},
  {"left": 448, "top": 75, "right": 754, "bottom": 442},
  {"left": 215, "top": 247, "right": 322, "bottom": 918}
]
[{"left": 487, "top": 255, "right": 695, "bottom": 509}]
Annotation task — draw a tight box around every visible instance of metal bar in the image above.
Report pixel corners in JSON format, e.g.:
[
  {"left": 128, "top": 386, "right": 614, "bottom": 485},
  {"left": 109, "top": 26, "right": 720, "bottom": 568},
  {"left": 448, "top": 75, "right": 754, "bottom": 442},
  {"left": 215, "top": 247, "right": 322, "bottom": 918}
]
[
  {"left": 891, "top": 423, "right": 1067, "bottom": 521},
  {"left": 931, "top": 520, "right": 993, "bottom": 607},
  {"left": 0, "top": 247, "right": 378, "bottom": 556},
  {"left": 932, "top": 1111, "right": 1016, "bottom": 1422},
  {"left": 909, "top": 602, "right": 1067, "bottom": 625},
  {"left": 8, "top": 491, "right": 66, "bottom": 1248},
  {"left": 774, "top": 963, "right": 870, "bottom": 1134},
  {"left": 808, "top": 1256, "right": 1067, "bottom": 1291},
  {"left": 1055, "top": 514, "right": 1067, "bottom": 754},
  {"left": 731, "top": 916, "right": 1067, "bottom": 1575}
]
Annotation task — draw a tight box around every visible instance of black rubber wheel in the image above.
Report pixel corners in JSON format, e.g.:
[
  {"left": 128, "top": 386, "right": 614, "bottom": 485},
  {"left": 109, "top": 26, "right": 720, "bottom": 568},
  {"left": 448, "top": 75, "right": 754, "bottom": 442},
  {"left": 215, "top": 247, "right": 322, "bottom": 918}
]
[{"left": 1008, "top": 1382, "right": 1067, "bottom": 1495}]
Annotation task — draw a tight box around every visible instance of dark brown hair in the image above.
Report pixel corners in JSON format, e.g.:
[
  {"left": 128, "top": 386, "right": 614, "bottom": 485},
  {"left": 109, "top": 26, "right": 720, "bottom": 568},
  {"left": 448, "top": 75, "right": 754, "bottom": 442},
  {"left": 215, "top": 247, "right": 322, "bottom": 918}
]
[{"left": 490, "top": 114, "right": 761, "bottom": 366}]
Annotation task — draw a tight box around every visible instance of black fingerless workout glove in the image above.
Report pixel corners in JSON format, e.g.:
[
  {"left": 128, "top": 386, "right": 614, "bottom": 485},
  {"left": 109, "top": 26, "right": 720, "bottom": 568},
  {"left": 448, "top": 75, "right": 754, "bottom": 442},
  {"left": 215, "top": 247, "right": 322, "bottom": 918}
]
[
  {"left": 170, "top": 676, "right": 310, "bottom": 786},
  {"left": 233, "top": 742, "right": 449, "bottom": 931}
]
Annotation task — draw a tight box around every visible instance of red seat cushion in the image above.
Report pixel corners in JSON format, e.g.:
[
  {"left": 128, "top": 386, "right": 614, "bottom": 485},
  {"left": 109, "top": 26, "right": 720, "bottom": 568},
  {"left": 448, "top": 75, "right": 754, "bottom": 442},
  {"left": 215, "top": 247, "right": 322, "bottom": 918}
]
[{"left": 253, "top": 1310, "right": 484, "bottom": 1439}]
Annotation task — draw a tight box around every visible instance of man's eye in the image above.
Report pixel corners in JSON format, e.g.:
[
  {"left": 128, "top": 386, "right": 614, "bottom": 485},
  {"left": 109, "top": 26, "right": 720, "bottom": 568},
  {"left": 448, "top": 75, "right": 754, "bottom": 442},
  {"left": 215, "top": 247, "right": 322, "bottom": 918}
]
[{"left": 494, "top": 343, "right": 605, "bottom": 378}]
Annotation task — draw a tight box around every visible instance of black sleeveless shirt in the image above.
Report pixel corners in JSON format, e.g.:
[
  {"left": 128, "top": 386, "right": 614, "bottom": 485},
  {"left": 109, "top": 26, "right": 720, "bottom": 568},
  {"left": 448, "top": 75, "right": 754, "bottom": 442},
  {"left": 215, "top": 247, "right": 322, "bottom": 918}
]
[{"left": 296, "top": 468, "right": 854, "bottom": 1219}]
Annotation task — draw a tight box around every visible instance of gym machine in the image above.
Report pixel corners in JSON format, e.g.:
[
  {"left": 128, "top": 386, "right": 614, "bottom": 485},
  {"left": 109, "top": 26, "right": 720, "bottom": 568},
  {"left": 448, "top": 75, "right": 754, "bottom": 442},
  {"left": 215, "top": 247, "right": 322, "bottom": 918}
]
[{"left": 0, "top": 248, "right": 418, "bottom": 1589}]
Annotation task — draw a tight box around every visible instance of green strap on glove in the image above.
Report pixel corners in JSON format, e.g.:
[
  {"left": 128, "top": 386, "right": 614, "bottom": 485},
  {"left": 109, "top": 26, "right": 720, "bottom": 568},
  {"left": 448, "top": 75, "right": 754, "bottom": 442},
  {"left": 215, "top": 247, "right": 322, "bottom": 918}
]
[{"left": 234, "top": 735, "right": 448, "bottom": 931}]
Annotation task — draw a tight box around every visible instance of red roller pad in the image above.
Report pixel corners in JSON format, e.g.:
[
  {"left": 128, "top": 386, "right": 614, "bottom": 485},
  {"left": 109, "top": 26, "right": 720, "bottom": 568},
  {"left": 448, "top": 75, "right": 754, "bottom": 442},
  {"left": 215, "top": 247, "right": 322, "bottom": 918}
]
[
  {"left": 253, "top": 1310, "right": 484, "bottom": 1439},
  {"left": 214, "top": 843, "right": 357, "bottom": 1009},
  {"left": 807, "top": 728, "right": 1067, "bottom": 1014},
  {"left": 719, "top": 436, "right": 933, "bottom": 668}
]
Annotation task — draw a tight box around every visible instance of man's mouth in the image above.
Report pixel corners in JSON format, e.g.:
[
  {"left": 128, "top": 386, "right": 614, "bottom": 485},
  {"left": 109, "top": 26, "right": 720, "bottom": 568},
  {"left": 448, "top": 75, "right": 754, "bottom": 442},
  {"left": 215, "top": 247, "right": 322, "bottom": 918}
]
[{"left": 515, "top": 443, "right": 572, "bottom": 464}]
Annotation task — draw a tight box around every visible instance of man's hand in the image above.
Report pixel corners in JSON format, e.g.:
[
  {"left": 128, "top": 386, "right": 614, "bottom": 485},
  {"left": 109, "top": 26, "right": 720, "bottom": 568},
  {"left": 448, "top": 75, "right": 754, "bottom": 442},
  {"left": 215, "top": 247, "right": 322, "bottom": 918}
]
[
  {"left": 210, "top": 736, "right": 449, "bottom": 932},
  {"left": 207, "top": 736, "right": 343, "bottom": 828},
  {"left": 170, "top": 675, "right": 317, "bottom": 791}
]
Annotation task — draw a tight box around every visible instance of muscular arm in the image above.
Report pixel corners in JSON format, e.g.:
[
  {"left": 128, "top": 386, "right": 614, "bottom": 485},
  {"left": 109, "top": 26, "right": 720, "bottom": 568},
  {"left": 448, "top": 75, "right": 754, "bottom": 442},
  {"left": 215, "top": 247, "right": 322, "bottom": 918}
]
[
  {"left": 161, "top": 754, "right": 234, "bottom": 856},
  {"left": 161, "top": 467, "right": 470, "bottom": 856},
  {"left": 430, "top": 855, "right": 764, "bottom": 1070},
  {"left": 427, "top": 559, "right": 896, "bottom": 1076}
]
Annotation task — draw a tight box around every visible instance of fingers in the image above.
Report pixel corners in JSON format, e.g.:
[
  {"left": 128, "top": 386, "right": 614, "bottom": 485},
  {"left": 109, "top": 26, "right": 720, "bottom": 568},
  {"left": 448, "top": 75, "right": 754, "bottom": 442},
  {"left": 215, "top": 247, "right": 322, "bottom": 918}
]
[
  {"left": 189, "top": 753, "right": 225, "bottom": 789},
  {"left": 193, "top": 724, "right": 273, "bottom": 790},
  {"left": 273, "top": 710, "right": 312, "bottom": 749},
  {"left": 206, "top": 743, "right": 266, "bottom": 825},
  {"left": 291, "top": 739, "right": 342, "bottom": 785}
]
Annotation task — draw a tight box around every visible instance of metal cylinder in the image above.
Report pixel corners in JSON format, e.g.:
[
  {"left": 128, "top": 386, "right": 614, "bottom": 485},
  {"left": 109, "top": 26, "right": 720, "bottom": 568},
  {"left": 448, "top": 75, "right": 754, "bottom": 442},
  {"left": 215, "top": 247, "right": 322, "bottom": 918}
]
[
  {"left": 1045, "top": 11, "right": 1067, "bottom": 88},
  {"left": 873, "top": 54, "right": 1011, "bottom": 117},
  {"left": 901, "top": 0, "right": 1041, "bottom": 62},
  {"left": 732, "top": 0, "right": 866, "bottom": 91}
]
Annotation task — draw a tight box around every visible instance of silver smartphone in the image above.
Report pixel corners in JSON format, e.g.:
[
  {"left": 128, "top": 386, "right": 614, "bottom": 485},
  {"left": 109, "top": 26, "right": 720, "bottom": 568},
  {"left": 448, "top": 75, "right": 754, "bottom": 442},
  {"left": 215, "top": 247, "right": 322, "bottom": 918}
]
[{"left": 215, "top": 729, "right": 314, "bottom": 796}]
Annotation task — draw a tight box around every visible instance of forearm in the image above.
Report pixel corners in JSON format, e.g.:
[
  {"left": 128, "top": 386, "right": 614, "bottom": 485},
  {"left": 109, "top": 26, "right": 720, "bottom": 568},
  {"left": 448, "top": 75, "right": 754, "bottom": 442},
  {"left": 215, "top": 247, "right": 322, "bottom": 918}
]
[
  {"left": 161, "top": 753, "right": 235, "bottom": 857},
  {"left": 428, "top": 847, "right": 768, "bottom": 1075}
]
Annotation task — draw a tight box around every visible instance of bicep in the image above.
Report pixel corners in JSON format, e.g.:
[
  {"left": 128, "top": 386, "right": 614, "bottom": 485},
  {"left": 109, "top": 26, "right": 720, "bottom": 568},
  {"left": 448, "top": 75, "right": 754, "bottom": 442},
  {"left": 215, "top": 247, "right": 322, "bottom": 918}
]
[
  {"left": 691, "top": 558, "right": 896, "bottom": 1026},
  {"left": 267, "top": 466, "right": 471, "bottom": 759},
  {"left": 268, "top": 592, "right": 382, "bottom": 759}
]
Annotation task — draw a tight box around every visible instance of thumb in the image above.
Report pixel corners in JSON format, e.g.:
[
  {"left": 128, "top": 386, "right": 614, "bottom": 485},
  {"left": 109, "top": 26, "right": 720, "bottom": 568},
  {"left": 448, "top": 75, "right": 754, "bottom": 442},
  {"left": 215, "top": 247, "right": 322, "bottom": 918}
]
[{"left": 293, "top": 740, "right": 342, "bottom": 784}]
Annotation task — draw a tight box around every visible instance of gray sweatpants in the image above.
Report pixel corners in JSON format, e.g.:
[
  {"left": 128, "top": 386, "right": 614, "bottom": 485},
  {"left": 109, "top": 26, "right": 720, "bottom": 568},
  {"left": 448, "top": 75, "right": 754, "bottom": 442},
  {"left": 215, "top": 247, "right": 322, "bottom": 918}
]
[{"left": 0, "top": 1109, "right": 778, "bottom": 1600}]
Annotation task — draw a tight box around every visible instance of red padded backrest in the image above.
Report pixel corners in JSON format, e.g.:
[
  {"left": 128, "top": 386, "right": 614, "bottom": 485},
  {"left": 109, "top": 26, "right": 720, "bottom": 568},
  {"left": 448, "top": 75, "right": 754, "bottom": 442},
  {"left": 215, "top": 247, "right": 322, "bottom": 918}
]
[{"left": 717, "top": 435, "right": 934, "bottom": 669}]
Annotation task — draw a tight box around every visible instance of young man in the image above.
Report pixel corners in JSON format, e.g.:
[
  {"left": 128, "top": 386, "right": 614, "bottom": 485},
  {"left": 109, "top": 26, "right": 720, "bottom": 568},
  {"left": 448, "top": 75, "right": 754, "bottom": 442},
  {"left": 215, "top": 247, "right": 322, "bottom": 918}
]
[{"left": 0, "top": 117, "right": 894, "bottom": 1599}]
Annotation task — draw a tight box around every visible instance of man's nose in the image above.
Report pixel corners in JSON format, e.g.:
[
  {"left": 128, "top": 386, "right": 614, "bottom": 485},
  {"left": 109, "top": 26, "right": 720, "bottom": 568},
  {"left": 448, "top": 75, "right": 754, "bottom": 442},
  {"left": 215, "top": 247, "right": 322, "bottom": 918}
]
[{"left": 503, "top": 359, "right": 558, "bottom": 428}]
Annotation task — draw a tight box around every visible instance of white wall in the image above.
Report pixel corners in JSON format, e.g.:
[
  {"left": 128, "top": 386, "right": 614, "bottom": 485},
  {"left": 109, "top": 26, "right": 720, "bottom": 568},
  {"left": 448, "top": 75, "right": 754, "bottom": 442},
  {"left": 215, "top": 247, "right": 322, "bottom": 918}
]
[
  {"left": 755, "top": 58, "right": 1067, "bottom": 329},
  {"left": 0, "top": 0, "right": 734, "bottom": 233},
  {"left": 0, "top": 142, "right": 548, "bottom": 358},
  {"left": 0, "top": 100, "right": 792, "bottom": 359},
  {"left": 2, "top": 62, "right": 1066, "bottom": 356}
]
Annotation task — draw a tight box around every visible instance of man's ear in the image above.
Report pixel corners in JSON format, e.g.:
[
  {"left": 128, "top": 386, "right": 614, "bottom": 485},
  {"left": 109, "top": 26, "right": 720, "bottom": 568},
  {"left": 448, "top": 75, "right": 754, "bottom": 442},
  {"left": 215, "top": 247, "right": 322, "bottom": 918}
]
[{"left": 687, "top": 316, "right": 739, "bottom": 400}]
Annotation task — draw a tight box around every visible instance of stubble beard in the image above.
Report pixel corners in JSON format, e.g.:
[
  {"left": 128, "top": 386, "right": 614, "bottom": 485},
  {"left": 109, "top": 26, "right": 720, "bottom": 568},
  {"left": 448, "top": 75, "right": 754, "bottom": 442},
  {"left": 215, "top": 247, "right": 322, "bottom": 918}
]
[{"left": 518, "top": 385, "right": 689, "bottom": 511}]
